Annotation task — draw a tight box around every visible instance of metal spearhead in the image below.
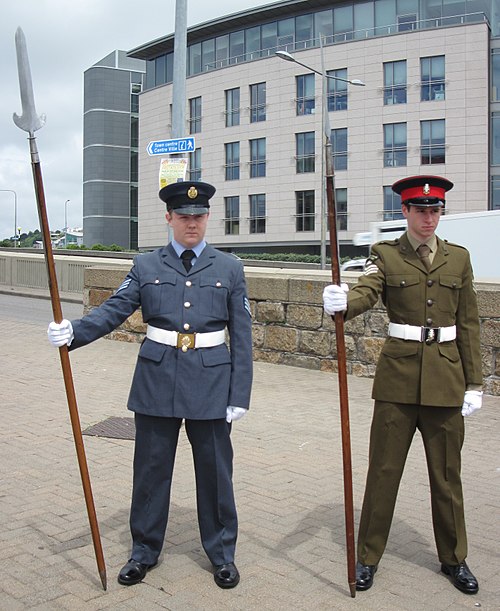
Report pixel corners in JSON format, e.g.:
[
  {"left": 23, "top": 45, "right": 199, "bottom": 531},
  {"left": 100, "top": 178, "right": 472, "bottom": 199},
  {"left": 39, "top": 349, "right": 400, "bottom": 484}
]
[{"left": 13, "top": 27, "right": 46, "bottom": 134}]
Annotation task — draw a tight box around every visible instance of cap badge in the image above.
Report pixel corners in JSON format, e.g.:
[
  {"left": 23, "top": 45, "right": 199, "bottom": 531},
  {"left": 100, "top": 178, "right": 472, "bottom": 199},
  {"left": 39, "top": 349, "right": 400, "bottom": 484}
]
[
  {"left": 187, "top": 186, "right": 198, "bottom": 199},
  {"left": 423, "top": 183, "right": 430, "bottom": 195}
]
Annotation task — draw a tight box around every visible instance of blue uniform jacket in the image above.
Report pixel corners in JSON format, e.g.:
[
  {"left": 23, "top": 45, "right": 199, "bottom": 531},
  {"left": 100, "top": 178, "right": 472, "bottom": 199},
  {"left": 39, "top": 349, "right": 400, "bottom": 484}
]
[{"left": 70, "top": 243, "right": 253, "bottom": 419}]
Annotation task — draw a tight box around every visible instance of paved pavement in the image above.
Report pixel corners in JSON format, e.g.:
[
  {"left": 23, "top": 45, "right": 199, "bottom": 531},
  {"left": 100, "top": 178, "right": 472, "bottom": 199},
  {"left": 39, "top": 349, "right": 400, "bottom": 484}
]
[{"left": 0, "top": 294, "right": 499, "bottom": 610}]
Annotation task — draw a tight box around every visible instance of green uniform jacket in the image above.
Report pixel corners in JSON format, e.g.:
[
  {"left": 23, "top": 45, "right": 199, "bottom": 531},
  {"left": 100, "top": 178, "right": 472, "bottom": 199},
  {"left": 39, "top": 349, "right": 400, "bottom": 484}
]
[{"left": 345, "top": 232, "right": 482, "bottom": 407}]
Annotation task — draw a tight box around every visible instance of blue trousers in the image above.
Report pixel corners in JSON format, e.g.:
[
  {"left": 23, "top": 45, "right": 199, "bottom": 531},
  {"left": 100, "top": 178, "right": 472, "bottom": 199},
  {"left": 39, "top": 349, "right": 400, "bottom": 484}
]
[{"left": 129, "top": 413, "right": 238, "bottom": 566}]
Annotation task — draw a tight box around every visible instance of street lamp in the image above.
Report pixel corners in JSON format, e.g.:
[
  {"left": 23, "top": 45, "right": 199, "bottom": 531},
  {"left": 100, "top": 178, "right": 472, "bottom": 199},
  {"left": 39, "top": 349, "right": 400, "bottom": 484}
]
[
  {"left": 64, "top": 199, "right": 70, "bottom": 246},
  {"left": 0, "top": 189, "right": 18, "bottom": 246},
  {"left": 276, "top": 45, "right": 365, "bottom": 269}
]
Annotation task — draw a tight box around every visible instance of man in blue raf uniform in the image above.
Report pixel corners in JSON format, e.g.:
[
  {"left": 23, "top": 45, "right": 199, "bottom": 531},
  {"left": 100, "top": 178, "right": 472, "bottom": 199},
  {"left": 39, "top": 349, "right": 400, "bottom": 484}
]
[
  {"left": 323, "top": 175, "right": 482, "bottom": 595},
  {"left": 48, "top": 181, "right": 253, "bottom": 589}
]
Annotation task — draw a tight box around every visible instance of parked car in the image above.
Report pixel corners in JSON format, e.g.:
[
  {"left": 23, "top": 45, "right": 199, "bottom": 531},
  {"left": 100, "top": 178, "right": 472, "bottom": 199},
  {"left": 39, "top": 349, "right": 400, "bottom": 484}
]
[{"left": 340, "top": 258, "right": 367, "bottom": 272}]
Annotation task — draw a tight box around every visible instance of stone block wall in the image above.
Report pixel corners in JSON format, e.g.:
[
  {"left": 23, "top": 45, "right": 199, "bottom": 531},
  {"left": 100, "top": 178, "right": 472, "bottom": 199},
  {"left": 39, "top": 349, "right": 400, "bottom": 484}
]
[{"left": 82, "top": 266, "right": 500, "bottom": 396}]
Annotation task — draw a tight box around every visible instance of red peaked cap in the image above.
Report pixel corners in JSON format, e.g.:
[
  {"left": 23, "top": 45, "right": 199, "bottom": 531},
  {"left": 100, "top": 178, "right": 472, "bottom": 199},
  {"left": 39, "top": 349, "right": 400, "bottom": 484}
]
[{"left": 392, "top": 175, "right": 454, "bottom": 207}]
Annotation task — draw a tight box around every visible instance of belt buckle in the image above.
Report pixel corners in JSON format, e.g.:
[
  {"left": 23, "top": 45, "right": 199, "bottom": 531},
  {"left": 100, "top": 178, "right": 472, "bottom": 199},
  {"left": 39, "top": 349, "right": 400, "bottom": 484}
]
[
  {"left": 177, "top": 333, "right": 195, "bottom": 352},
  {"left": 423, "top": 327, "right": 437, "bottom": 344}
]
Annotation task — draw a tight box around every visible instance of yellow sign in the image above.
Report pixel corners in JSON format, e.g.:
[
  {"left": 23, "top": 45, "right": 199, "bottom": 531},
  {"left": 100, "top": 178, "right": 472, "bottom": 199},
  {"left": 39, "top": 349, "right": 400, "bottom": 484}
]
[{"left": 159, "top": 158, "right": 188, "bottom": 190}]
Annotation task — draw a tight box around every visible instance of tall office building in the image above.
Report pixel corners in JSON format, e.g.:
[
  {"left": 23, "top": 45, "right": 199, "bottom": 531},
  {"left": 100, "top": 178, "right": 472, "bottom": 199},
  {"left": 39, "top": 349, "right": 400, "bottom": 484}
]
[
  {"left": 126, "top": 0, "right": 498, "bottom": 255},
  {"left": 83, "top": 50, "right": 145, "bottom": 249}
]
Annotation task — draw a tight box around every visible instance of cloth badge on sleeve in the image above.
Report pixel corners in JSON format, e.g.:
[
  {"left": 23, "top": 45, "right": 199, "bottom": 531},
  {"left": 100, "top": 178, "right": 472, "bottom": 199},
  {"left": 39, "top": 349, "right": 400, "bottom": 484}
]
[
  {"left": 116, "top": 278, "right": 132, "bottom": 293},
  {"left": 244, "top": 296, "right": 251, "bottom": 316}
]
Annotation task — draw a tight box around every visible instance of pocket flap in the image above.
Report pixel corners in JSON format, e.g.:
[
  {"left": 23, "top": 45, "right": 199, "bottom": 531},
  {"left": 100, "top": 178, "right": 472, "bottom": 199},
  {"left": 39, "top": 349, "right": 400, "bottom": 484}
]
[
  {"left": 139, "top": 339, "right": 168, "bottom": 362},
  {"left": 439, "top": 275, "right": 462, "bottom": 290},
  {"left": 140, "top": 273, "right": 177, "bottom": 288},
  {"left": 386, "top": 274, "right": 419, "bottom": 288},
  {"left": 200, "top": 347, "right": 232, "bottom": 367},
  {"left": 381, "top": 339, "right": 419, "bottom": 358},
  {"left": 438, "top": 343, "right": 460, "bottom": 362}
]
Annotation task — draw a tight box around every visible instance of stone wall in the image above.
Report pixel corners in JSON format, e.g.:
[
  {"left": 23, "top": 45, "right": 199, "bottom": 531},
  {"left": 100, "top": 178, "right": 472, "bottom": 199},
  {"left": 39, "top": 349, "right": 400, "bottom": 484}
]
[{"left": 82, "top": 265, "right": 500, "bottom": 396}]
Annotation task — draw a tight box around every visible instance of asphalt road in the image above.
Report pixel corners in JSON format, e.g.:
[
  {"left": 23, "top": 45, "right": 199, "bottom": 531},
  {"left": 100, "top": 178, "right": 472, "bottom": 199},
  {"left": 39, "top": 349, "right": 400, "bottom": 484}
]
[{"left": 0, "top": 293, "right": 84, "bottom": 325}]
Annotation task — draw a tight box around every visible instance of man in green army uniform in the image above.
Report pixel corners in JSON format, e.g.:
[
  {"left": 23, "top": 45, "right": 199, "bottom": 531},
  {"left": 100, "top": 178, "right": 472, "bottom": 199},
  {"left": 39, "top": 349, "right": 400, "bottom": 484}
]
[{"left": 323, "top": 175, "right": 482, "bottom": 595}]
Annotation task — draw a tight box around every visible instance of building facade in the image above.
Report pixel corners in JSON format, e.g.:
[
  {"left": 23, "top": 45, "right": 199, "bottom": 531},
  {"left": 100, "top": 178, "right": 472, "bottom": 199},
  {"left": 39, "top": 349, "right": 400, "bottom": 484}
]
[
  {"left": 83, "top": 50, "right": 146, "bottom": 249},
  {"left": 127, "top": 0, "right": 497, "bottom": 255}
]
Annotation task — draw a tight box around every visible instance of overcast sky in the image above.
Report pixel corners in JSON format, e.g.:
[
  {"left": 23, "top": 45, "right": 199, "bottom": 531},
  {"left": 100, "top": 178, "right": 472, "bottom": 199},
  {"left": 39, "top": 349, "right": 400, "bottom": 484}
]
[{"left": 0, "top": 0, "right": 272, "bottom": 241}]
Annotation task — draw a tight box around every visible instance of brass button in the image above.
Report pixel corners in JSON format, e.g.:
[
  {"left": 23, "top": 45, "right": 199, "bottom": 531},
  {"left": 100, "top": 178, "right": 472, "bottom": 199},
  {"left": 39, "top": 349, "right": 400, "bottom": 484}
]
[
  {"left": 427, "top": 299, "right": 433, "bottom": 306},
  {"left": 181, "top": 345, "right": 188, "bottom": 353},
  {"left": 154, "top": 279, "right": 160, "bottom": 284},
  {"left": 186, "top": 280, "right": 192, "bottom": 287},
  {"left": 427, "top": 280, "right": 433, "bottom": 287},
  {"left": 184, "top": 301, "right": 191, "bottom": 308},
  {"left": 452, "top": 282, "right": 457, "bottom": 288},
  {"left": 426, "top": 318, "right": 433, "bottom": 326},
  {"left": 400, "top": 280, "right": 406, "bottom": 287},
  {"left": 184, "top": 323, "right": 190, "bottom": 331}
]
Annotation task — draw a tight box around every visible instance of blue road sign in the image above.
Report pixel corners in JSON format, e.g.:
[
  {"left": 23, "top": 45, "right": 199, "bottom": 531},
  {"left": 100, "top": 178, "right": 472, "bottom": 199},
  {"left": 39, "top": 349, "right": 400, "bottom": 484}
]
[{"left": 147, "top": 137, "right": 196, "bottom": 156}]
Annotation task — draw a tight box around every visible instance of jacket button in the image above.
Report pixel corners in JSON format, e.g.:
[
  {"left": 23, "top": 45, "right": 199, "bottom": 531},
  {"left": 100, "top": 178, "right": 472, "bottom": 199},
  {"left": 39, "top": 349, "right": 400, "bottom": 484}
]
[
  {"left": 427, "top": 280, "right": 433, "bottom": 287},
  {"left": 184, "top": 301, "right": 191, "bottom": 308},
  {"left": 216, "top": 281, "right": 222, "bottom": 287},
  {"left": 426, "top": 318, "right": 433, "bottom": 325},
  {"left": 427, "top": 299, "right": 433, "bottom": 306},
  {"left": 184, "top": 323, "right": 190, "bottom": 330},
  {"left": 452, "top": 282, "right": 457, "bottom": 288},
  {"left": 400, "top": 280, "right": 406, "bottom": 287},
  {"left": 154, "top": 279, "right": 160, "bottom": 284},
  {"left": 186, "top": 280, "right": 192, "bottom": 287}
]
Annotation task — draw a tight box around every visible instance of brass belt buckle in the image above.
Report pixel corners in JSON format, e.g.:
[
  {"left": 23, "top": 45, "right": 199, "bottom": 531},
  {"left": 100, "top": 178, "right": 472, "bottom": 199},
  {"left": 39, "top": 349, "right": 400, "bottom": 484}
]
[
  {"left": 177, "top": 333, "right": 195, "bottom": 352},
  {"left": 424, "top": 327, "right": 436, "bottom": 344}
]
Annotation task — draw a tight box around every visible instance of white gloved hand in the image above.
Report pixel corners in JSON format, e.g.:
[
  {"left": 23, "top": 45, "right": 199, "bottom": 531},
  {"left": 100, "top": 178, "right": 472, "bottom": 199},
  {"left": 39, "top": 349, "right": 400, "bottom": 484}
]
[
  {"left": 47, "top": 319, "right": 74, "bottom": 347},
  {"left": 323, "top": 283, "right": 348, "bottom": 315},
  {"left": 226, "top": 406, "right": 247, "bottom": 423},
  {"left": 461, "top": 390, "right": 483, "bottom": 417}
]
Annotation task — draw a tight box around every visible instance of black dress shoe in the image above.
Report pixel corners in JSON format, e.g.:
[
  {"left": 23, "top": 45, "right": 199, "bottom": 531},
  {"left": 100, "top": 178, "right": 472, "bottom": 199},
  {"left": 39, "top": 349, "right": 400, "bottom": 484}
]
[
  {"left": 213, "top": 562, "right": 240, "bottom": 589},
  {"left": 356, "top": 561, "right": 377, "bottom": 591},
  {"left": 441, "top": 561, "right": 479, "bottom": 594},
  {"left": 118, "top": 558, "right": 157, "bottom": 586}
]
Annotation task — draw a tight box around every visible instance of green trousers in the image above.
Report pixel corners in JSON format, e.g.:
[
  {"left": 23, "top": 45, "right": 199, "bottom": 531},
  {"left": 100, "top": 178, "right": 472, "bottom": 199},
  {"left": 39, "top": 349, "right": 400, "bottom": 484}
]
[{"left": 357, "top": 401, "right": 467, "bottom": 566}]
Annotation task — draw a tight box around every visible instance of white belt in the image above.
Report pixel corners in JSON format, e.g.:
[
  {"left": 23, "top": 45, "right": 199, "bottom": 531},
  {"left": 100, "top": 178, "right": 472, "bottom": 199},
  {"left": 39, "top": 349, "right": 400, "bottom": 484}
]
[
  {"left": 388, "top": 322, "right": 456, "bottom": 344},
  {"left": 147, "top": 324, "right": 225, "bottom": 351}
]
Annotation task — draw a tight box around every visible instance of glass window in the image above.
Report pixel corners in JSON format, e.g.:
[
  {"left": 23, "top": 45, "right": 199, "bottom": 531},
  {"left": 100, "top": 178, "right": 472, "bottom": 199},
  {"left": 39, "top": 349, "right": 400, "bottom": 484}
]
[
  {"left": 492, "top": 49, "right": 500, "bottom": 102},
  {"left": 296, "top": 191, "right": 315, "bottom": 231},
  {"left": 296, "top": 74, "right": 315, "bottom": 116},
  {"left": 250, "top": 82, "right": 266, "bottom": 123},
  {"left": 334, "top": 5, "right": 354, "bottom": 41},
  {"left": 354, "top": 2, "right": 375, "bottom": 38},
  {"left": 229, "top": 31, "right": 245, "bottom": 64},
  {"left": 315, "top": 10, "right": 333, "bottom": 41},
  {"left": 166, "top": 54, "right": 174, "bottom": 84},
  {"left": 261, "top": 22, "right": 277, "bottom": 52},
  {"left": 327, "top": 69, "right": 348, "bottom": 111},
  {"left": 384, "top": 123, "right": 407, "bottom": 167},
  {"left": 492, "top": 176, "right": 500, "bottom": 209},
  {"left": 383, "top": 186, "right": 403, "bottom": 220},
  {"left": 246, "top": 26, "right": 261, "bottom": 60},
  {"left": 492, "top": 112, "right": 500, "bottom": 165},
  {"left": 384, "top": 60, "right": 407, "bottom": 105},
  {"left": 335, "top": 188, "right": 348, "bottom": 231},
  {"left": 224, "top": 196, "right": 240, "bottom": 235},
  {"left": 249, "top": 194, "right": 266, "bottom": 233},
  {"left": 189, "top": 148, "right": 201, "bottom": 180},
  {"left": 216, "top": 35, "right": 229, "bottom": 67},
  {"left": 130, "top": 151, "right": 138, "bottom": 183},
  {"left": 421, "top": 55, "right": 445, "bottom": 101},
  {"left": 189, "top": 43, "right": 202, "bottom": 76},
  {"left": 250, "top": 138, "right": 266, "bottom": 177},
  {"left": 296, "top": 14, "right": 314, "bottom": 49},
  {"left": 375, "top": 0, "right": 397, "bottom": 36},
  {"left": 189, "top": 96, "right": 202, "bottom": 134},
  {"left": 421, "top": 119, "right": 446, "bottom": 164},
  {"left": 225, "top": 142, "right": 240, "bottom": 181},
  {"left": 296, "top": 132, "right": 315, "bottom": 173},
  {"left": 131, "top": 83, "right": 141, "bottom": 114},
  {"left": 130, "top": 116, "right": 139, "bottom": 149},
  {"left": 331, "top": 128, "right": 348, "bottom": 171},
  {"left": 201, "top": 39, "right": 215, "bottom": 71},
  {"left": 225, "top": 88, "right": 240, "bottom": 127}
]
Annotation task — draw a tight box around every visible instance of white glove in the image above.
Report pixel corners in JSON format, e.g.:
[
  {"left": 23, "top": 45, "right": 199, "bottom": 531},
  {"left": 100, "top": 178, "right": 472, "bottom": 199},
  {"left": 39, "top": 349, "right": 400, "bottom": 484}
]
[
  {"left": 323, "top": 283, "right": 348, "bottom": 315},
  {"left": 461, "top": 390, "right": 483, "bottom": 417},
  {"left": 226, "top": 406, "right": 247, "bottom": 423},
  {"left": 47, "top": 319, "right": 74, "bottom": 347}
]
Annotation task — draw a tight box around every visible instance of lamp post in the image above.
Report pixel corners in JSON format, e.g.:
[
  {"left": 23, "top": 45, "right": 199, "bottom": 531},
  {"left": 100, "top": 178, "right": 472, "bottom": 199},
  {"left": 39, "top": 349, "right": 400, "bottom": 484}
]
[
  {"left": 0, "top": 189, "right": 18, "bottom": 246},
  {"left": 64, "top": 199, "right": 70, "bottom": 246},
  {"left": 276, "top": 46, "right": 364, "bottom": 269}
]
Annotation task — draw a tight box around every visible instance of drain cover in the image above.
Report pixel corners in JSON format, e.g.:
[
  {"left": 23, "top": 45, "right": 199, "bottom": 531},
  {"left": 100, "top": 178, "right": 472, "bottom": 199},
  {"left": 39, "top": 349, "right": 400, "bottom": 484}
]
[{"left": 83, "top": 416, "right": 135, "bottom": 440}]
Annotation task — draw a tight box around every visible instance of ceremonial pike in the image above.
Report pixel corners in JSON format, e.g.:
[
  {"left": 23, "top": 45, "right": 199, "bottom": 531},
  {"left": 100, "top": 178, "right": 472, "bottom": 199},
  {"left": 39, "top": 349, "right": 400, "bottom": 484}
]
[{"left": 13, "top": 26, "right": 107, "bottom": 590}]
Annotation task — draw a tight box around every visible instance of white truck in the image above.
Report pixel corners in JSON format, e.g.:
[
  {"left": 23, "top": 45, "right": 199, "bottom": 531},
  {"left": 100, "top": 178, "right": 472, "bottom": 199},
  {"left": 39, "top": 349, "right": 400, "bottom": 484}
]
[{"left": 353, "top": 210, "right": 500, "bottom": 281}]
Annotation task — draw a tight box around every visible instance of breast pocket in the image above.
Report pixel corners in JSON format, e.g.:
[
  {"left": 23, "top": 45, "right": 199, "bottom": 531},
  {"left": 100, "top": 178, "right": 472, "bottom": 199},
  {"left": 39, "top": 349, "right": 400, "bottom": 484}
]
[
  {"left": 140, "top": 273, "right": 177, "bottom": 316},
  {"left": 385, "top": 274, "right": 421, "bottom": 314},
  {"left": 437, "top": 275, "right": 462, "bottom": 314},
  {"left": 199, "top": 275, "right": 230, "bottom": 320}
]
